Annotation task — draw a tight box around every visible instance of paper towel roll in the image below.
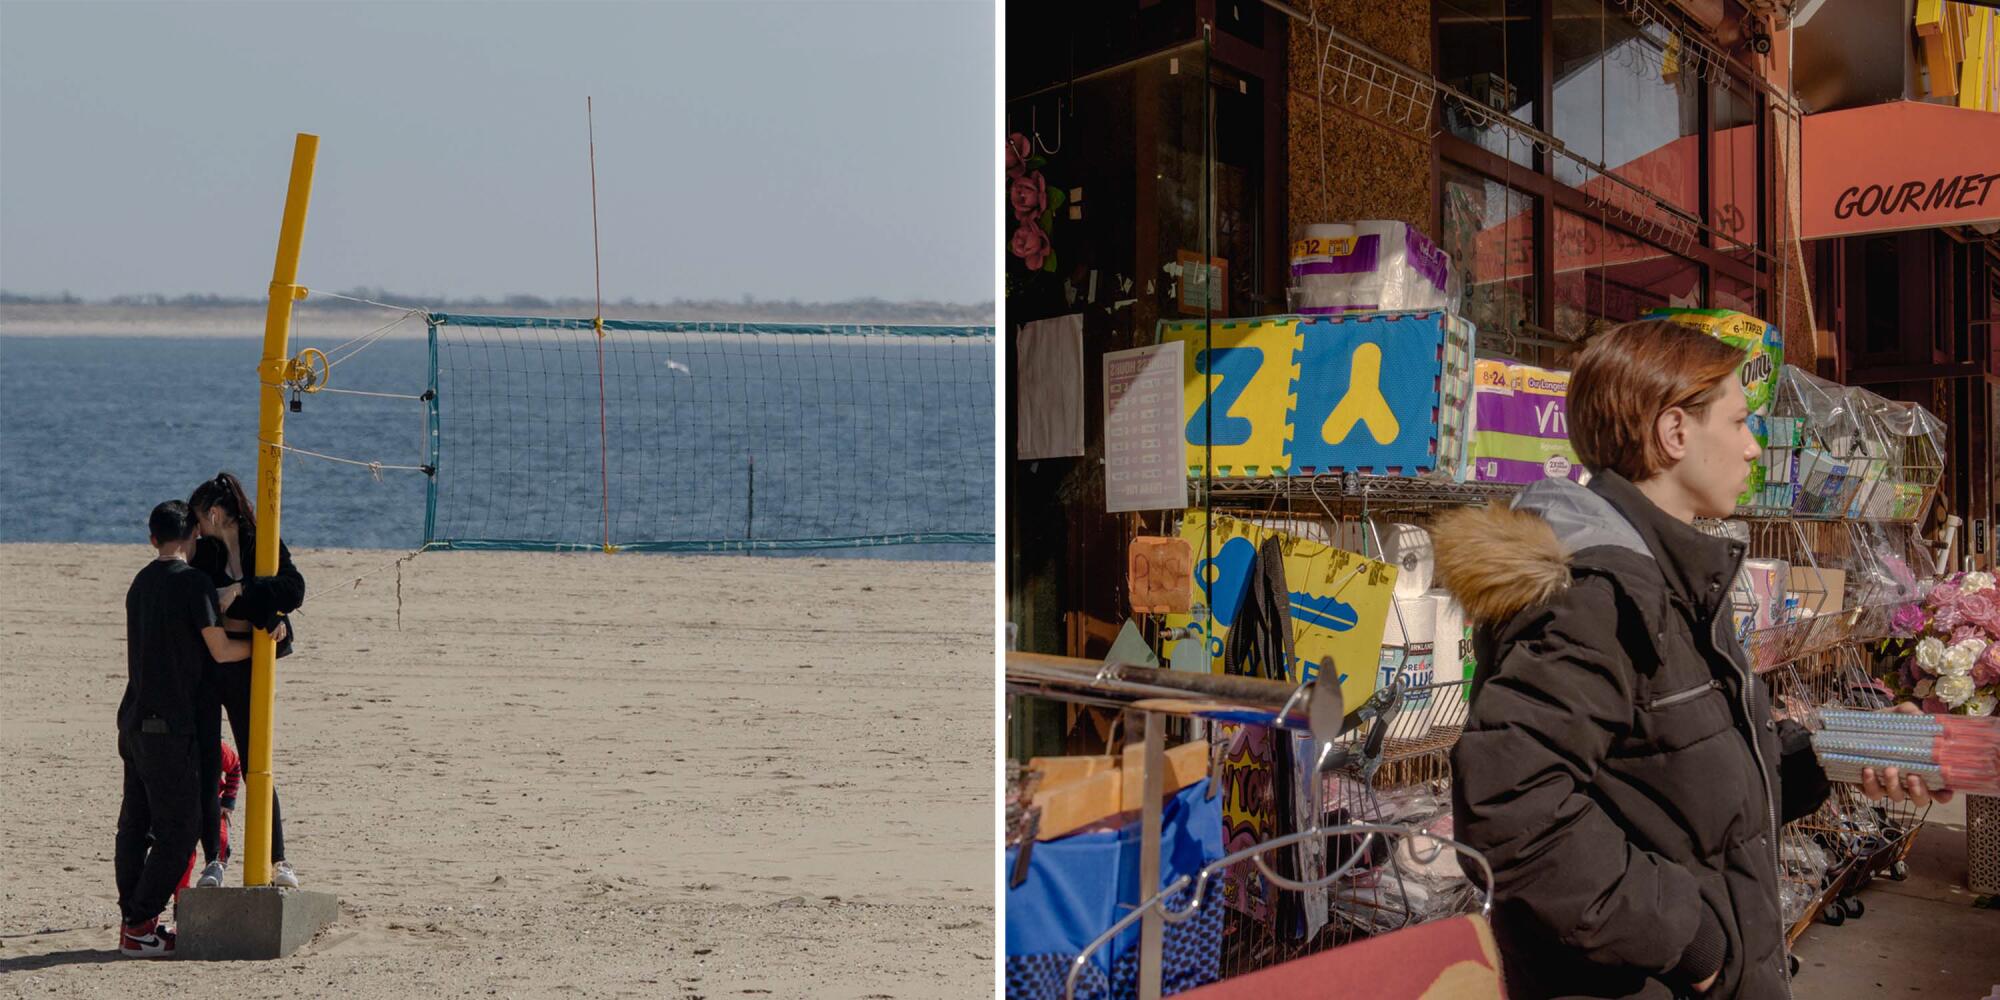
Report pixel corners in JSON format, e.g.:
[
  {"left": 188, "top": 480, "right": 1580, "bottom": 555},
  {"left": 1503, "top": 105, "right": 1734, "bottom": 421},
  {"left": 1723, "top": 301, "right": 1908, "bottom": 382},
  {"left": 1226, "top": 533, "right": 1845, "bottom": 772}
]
[
  {"left": 1380, "top": 593, "right": 1438, "bottom": 648},
  {"left": 1376, "top": 521, "right": 1435, "bottom": 598}
]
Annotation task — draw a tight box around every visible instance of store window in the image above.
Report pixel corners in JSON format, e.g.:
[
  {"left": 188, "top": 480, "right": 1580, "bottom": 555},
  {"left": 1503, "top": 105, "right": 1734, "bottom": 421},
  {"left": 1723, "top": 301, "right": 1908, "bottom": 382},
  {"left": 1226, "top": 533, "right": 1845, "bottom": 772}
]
[
  {"left": 1436, "top": 0, "right": 1541, "bottom": 168},
  {"left": 1442, "top": 163, "right": 1538, "bottom": 339},
  {"left": 1435, "top": 0, "right": 1777, "bottom": 342},
  {"left": 1553, "top": 209, "right": 1700, "bottom": 339},
  {"left": 1549, "top": 0, "right": 1700, "bottom": 213}
]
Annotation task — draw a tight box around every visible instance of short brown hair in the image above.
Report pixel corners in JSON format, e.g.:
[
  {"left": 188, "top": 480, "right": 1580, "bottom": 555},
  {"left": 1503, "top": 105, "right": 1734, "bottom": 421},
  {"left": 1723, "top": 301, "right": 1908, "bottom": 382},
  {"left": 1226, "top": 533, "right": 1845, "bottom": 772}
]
[{"left": 1567, "top": 319, "right": 1746, "bottom": 481}]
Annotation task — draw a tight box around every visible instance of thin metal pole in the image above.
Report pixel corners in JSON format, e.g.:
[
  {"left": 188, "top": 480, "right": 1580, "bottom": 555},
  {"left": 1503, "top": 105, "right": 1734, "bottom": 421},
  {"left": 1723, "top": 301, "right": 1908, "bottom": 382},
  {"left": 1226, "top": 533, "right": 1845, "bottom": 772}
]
[{"left": 1138, "top": 711, "right": 1166, "bottom": 1000}]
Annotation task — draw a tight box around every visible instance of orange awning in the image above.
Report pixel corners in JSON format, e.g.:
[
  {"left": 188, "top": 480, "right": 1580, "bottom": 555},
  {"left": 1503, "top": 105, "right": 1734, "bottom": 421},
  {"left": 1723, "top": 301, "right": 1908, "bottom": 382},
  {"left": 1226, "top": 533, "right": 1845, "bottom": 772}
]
[{"left": 1802, "top": 100, "right": 2000, "bottom": 239}]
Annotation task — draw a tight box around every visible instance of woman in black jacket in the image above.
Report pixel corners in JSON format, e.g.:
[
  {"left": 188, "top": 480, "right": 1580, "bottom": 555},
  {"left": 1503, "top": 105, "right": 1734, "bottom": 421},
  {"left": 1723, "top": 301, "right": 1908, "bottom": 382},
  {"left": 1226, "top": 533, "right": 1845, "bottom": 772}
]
[
  {"left": 187, "top": 471, "right": 305, "bottom": 889},
  {"left": 1433, "top": 321, "right": 1941, "bottom": 1000}
]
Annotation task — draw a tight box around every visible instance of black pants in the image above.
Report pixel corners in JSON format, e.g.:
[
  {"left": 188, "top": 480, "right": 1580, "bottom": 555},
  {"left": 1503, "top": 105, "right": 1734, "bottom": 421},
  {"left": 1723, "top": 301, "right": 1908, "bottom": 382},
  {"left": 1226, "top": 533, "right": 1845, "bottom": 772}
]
[
  {"left": 199, "top": 661, "right": 284, "bottom": 864},
  {"left": 116, "top": 729, "right": 201, "bottom": 927}
]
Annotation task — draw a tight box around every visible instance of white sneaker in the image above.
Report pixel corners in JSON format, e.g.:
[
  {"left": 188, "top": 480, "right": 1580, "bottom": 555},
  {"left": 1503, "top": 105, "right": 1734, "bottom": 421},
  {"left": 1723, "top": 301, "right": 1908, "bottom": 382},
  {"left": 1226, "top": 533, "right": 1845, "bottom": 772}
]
[
  {"left": 196, "top": 860, "right": 226, "bottom": 888},
  {"left": 120, "top": 919, "right": 176, "bottom": 957},
  {"left": 272, "top": 860, "right": 300, "bottom": 889}
]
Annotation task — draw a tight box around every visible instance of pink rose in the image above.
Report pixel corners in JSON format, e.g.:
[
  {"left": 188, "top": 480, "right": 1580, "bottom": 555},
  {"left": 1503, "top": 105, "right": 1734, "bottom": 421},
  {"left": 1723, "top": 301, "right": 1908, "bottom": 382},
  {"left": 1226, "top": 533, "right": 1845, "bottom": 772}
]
[
  {"left": 1006, "top": 132, "right": 1032, "bottom": 178},
  {"left": 1958, "top": 589, "right": 1996, "bottom": 621},
  {"left": 1010, "top": 172, "right": 1048, "bottom": 221},
  {"left": 1889, "top": 602, "right": 1928, "bottom": 639},
  {"left": 1953, "top": 624, "right": 1983, "bottom": 646},
  {"left": 1975, "top": 645, "right": 2000, "bottom": 688},
  {"left": 1922, "top": 695, "right": 1949, "bottom": 714},
  {"left": 1933, "top": 604, "right": 1967, "bottom": 635},
  {"left": 1961, "top": 591, "right": 2000, "bottom": 637},
  {"left": 1929, "top": 581, "right": 1962, "bottom": 610},
  {"left": 1010, "top": 221, "right": 1051, "bottom": 270}
]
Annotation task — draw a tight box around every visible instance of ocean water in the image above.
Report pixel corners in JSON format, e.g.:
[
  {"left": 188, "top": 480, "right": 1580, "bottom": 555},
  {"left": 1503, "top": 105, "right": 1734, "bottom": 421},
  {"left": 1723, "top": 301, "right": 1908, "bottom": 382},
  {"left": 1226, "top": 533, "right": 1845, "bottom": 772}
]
[{"left": 0, "top": 332, "right": 994, "bottom": 560}]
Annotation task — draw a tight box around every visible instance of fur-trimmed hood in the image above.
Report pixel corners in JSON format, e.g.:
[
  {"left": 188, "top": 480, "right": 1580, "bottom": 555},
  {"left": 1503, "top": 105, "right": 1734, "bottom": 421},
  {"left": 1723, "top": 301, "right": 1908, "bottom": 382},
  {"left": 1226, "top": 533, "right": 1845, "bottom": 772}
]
[{"left": 1431, "top": 475, "right": 1650, "bottom": 624}]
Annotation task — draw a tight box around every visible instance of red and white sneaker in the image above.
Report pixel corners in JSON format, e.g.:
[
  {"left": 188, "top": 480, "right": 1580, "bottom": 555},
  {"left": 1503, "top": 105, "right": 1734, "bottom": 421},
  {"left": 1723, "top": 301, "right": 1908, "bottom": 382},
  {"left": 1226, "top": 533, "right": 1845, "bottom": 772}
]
[{"left": 119, "top": 918, "right": 175, "bottom": 958}]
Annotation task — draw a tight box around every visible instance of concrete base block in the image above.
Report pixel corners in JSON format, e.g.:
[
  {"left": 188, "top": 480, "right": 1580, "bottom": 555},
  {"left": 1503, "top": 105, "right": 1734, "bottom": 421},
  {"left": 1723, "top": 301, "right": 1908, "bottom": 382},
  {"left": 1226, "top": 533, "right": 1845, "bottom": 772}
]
[{"left": 175, "top": 887, "right": 338, "bottom": 960}]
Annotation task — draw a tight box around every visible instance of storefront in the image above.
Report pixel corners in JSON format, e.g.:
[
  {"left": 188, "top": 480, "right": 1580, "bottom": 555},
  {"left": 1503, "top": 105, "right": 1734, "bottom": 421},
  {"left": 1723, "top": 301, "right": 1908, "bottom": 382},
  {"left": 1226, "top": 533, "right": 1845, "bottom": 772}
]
[{"left": 1005, "top": 3, "right": 1991, "bottom": 997}]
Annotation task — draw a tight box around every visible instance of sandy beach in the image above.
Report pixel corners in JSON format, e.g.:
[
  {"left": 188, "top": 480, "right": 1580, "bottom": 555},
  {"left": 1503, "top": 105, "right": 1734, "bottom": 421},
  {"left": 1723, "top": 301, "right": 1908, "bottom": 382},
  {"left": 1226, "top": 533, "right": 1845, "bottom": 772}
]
[{"left": 0, "top": 544, "right": 994, "bottom": 998}]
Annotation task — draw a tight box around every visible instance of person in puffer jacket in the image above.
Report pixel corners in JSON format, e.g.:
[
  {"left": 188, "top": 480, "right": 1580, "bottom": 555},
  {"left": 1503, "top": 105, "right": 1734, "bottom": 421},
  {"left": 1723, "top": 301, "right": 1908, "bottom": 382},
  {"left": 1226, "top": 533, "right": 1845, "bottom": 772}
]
[{"left": 1431, "top": 320, "right": 1945, "bottom": 1000}]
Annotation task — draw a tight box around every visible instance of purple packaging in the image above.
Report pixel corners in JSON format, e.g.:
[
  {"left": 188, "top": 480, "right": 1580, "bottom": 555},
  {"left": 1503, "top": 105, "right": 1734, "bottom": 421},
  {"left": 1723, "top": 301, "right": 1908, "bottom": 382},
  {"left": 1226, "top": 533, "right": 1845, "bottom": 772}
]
[{"left": 1464, "top": 365, "right": 1584, "bottom": 484}]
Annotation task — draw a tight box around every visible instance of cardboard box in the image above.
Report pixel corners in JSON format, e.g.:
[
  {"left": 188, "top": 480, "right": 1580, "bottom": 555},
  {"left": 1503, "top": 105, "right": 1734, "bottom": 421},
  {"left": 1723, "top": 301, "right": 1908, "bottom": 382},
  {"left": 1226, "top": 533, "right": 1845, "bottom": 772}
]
[{"left": 1787, "top": 566, "right": 1847, "bottom": 616}]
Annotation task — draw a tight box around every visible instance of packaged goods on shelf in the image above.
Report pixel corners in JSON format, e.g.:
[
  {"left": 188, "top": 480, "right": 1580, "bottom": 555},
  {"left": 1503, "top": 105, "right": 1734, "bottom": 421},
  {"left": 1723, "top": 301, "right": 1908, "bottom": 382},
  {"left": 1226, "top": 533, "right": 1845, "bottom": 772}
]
[
  {"left": 1463, "top": 360, "right": 1583, "bottom": 485},
  {"left": 1288, "top": 221, "right": 1459, "bottom": 316}
]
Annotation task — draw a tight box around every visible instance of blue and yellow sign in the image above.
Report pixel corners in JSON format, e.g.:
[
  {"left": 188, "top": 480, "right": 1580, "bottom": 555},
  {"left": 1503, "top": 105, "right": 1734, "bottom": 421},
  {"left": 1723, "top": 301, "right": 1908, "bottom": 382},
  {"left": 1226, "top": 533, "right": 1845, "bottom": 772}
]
[{"left": 1159, "top": 312, "right": 1463, "bottom": 477}]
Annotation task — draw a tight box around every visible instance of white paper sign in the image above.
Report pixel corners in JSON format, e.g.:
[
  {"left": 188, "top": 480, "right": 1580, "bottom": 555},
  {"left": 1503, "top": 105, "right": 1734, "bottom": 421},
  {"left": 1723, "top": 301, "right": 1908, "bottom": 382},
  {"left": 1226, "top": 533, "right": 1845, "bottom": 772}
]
[
  {"left": 1015, "top": 314, "right": 1085, "bottom": 459},
  {"left": 1103, "top": 341, "right": 1189, "bottom": 513}
]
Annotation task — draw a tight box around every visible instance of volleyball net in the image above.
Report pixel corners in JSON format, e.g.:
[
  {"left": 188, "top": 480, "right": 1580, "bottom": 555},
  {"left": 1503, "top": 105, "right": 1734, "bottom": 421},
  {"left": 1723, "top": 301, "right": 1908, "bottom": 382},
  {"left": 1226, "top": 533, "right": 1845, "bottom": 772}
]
[{"left": 419, "top": 314, "right": 994, "bottom": 552}]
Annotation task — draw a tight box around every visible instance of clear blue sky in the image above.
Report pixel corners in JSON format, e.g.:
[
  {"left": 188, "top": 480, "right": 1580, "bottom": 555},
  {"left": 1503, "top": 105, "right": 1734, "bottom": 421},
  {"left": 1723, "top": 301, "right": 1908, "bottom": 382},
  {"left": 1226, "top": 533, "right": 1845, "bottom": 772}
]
[{"left": 0, "top": 0, "right": 995, "bottom": 304}]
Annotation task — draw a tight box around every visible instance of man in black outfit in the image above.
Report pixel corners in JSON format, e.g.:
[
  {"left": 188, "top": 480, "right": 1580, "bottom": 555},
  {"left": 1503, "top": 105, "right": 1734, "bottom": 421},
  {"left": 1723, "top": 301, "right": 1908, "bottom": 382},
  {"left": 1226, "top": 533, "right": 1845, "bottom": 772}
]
[{"left": 116, "top": 501, "right": 249, "bottom": 957}]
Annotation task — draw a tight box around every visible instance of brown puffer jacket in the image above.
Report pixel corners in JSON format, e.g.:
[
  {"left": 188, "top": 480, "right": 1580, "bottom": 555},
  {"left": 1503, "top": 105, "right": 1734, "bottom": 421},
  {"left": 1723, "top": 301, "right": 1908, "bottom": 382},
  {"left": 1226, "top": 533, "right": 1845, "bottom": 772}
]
[{"left": 1432, "top": 470, "right": 1828, "bottom": 1000}]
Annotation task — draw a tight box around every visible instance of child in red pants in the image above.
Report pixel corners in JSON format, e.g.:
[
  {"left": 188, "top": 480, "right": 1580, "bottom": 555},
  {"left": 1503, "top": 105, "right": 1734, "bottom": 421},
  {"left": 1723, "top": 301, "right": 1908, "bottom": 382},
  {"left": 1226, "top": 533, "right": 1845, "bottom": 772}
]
[{"left": 176, "top": 740, "right": 240, "bottom": 898}]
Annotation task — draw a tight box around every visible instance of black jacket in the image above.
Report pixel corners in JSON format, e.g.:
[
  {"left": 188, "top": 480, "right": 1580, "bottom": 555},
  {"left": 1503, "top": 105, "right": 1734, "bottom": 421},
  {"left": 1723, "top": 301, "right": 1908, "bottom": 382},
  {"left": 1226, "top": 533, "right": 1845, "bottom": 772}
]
[
  {"left": 1432, "top": 470, "right": 1828, "bottom": 1000},
  {"left": 191, "top": 533, "right": 304, "bottom": 661}
]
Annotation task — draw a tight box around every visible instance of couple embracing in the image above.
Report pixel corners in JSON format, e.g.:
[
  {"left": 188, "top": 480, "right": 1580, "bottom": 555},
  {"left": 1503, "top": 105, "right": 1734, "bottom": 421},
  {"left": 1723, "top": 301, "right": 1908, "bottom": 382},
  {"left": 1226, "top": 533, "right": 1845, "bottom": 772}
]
[{"left": 115, "top": 472, "right": 305, "bottom": 957}]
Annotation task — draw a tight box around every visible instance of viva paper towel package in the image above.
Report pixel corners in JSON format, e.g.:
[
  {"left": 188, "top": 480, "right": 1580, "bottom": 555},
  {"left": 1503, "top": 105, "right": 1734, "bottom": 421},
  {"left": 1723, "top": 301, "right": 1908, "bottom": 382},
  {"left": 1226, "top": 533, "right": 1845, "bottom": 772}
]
[
  {"left": 1643, "top": 308, "right": 1783, "bottom": 507},
  {"left": 1289, "top": 221, "right": 1459, "bottom": 316},
  {"left": 1465, "top": 361, "right": 1584, "bottom": 484}
]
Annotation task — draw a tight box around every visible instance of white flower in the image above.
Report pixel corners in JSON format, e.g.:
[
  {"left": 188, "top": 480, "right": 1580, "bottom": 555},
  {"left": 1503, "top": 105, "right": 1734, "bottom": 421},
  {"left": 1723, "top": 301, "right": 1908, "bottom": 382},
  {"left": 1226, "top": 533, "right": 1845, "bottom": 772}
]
[
  {"left": 1915, "top": 678, "right": 1934, "bottom": 698},
  {"left": 1962, "top": 571, "right": 1996, "bottom": 594},
  {"left": 1943, "top": 639, "right": 1986, "bottom": 677},
  {"left": 1915, "top": 636, "right": 1946, "bottom": 671},
  {"left": 1936, "top": 673, "right": 1976, "bottom": 707},
  {"left": 1966, "top": 692, "right": 1998, "bottom": 717}
]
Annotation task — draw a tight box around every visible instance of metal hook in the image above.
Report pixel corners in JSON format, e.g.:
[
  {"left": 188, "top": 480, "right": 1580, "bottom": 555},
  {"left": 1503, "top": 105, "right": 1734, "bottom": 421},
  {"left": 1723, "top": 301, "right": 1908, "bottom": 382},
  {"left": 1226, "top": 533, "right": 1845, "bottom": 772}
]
[{"left": 1033, "top": 99, "right": 1063, "bottom": 155}]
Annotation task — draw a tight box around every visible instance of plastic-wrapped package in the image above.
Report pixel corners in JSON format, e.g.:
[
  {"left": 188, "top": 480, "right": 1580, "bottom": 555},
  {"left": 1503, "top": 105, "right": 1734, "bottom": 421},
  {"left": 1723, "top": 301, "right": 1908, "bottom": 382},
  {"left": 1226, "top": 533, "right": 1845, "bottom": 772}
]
[
  {"left": 1324, "top": 786, "right": 1476, "bottom": 931},
  {"left": 1289, "top": 222, "right": 1457, "bottom": 316},
  {"left": 1844, "top": 386, "right": 1946, "bottom": 521},
  {"left": 1463, "top": 360, "right": 1584, "bottom": 484},
  {"left": 1760, "top": 365, "right": 1876, "bottom": 517}
]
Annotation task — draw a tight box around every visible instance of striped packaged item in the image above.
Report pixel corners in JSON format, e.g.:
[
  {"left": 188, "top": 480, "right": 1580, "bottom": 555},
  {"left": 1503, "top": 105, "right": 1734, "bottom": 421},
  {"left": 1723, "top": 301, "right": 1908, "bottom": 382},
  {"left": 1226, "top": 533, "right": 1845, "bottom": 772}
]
[{"left": 1810, "top": 708, "right": 2000, "bottom": 796}]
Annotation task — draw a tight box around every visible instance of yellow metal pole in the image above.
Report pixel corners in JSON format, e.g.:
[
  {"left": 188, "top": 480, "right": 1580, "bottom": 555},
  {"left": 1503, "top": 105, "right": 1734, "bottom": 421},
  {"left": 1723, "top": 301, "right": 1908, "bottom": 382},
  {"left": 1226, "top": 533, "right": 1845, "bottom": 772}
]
[{"left": 246, "top": 132, "right": 317, "bottom": 887}]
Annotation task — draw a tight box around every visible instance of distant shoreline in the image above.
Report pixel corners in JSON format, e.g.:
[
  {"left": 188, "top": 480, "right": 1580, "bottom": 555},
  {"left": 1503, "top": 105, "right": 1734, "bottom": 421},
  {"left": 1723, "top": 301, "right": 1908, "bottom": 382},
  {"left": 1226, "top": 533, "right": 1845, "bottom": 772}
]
[{"left": 0, "top": 301, "right": 995, "bottom": 338}]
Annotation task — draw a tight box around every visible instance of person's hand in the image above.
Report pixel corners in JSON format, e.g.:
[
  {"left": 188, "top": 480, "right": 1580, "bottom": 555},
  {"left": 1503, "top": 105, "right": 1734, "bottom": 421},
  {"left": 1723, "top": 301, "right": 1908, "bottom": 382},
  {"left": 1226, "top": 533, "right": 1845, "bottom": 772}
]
[
  {"left": 217, "top": 583, "right": 243, "bottom": 611},
  {"left": 271, "top": 620, "right": 289, "bottom": 643},
  {"left": 1693, "top": 969, "right": 1719, "bottom": 994},
  {"left": 1860, "top": 764, "right": 1954, "bottom": 807}
]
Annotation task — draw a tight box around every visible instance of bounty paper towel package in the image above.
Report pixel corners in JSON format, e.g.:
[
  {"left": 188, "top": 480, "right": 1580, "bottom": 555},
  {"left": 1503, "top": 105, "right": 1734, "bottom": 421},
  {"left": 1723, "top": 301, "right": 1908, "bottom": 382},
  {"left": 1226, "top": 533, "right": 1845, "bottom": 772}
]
[
  {"left": 1289, "top": 221, "right": 1457, "bottom": 316},
  {"left": 1465, "top": 362, "right": 1584, "bottom": 485}
]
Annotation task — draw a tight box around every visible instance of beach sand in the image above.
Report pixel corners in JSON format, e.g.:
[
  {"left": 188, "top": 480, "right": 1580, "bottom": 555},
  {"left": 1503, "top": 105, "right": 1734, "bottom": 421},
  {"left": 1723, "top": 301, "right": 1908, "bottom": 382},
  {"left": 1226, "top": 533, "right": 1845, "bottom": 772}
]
[{"left": 0, "top": 543, "right": 994, "bottom": 997}]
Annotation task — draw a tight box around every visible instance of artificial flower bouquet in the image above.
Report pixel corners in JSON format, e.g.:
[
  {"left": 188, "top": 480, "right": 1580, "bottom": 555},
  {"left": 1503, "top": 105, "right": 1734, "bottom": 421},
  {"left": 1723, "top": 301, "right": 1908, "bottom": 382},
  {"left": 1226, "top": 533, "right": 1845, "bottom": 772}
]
[{"left": 1883, "top": 570, "right": 2000, "bottom": 717}]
